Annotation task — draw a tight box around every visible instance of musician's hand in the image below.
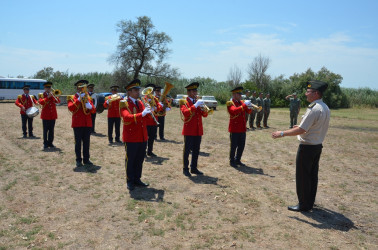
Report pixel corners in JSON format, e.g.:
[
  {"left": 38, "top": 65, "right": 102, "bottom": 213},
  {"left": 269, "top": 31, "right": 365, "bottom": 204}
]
[
  {"left": 106, "top": 100, "right": 109, "bottom": 104},
  {"left": 21, "top": 107, "right": 26, "bottom": 112},
  {"left": 80, "top": 93, "right": 86, "bottom": 97},
  {"left": 244, "top": 100, "right": 252, "bottom": 106},
  {"left": 165, "top": 107, "right": 171, "bottom": 112},
  {"left": 85, "top": 102, "right": 92, "bottom": 110},
  {"left": 159, "top": 102, "right": 163, "bottom": 106},
  {"left": 194, "top": 99, "right": 204, "bottom": 108},
  {"left": 142, "top": 107, "right": 151, "bottom": 117},
  {"left": 48, "top": 92, "right": 53, "bottom": 98}
]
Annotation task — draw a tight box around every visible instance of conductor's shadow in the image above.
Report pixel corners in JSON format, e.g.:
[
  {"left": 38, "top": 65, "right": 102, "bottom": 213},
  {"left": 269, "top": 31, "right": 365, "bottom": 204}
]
[
  {"left": 235, "top": 164, "right": 275, "bottom": 177},
  {"left": 73, "top": 165, "right": 102, "bottom": 173},
  {"left": 289, "top": 206, "right": 356, "bottom": 232},
  {"left": 130, "top": 187, "right": 165, "bottom": 202},
  {"left": 156, "top": 139, "right": 182, "bottom": 144},
  {"left": 145, "top": 156, "right": 169, "bottom": 165},
  {"left": 189, "top": 175, "right": 218, "bottom": 185}
]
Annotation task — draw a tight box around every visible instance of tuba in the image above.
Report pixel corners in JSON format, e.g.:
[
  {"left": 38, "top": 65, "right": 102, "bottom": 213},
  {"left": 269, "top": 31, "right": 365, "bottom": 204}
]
[
  {"left": 157, "top": 82, "right": 174, "bottom": 116},
  {"left": 141, "top": 87, "right": 159, "bottom": 125}
]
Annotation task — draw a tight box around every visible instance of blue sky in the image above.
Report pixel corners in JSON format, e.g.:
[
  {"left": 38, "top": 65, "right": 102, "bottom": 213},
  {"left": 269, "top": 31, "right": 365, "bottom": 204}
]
[{"left": 0, "top": 0, "right": 377, "bottom": 89}]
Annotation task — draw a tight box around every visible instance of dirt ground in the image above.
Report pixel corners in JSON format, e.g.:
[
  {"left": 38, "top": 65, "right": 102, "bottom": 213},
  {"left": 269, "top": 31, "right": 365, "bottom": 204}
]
[{"left": 0, "top": 103, "right": 377, "bottom": 249}]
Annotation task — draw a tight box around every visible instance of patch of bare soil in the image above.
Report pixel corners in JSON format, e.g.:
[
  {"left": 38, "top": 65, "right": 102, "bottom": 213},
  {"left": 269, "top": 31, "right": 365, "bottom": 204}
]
[{"left": 0, "top": 103, "right": 377, "bottom": 249}]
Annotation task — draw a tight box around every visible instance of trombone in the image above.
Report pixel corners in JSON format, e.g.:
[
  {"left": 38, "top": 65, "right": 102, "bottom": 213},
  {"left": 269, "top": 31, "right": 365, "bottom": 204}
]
[{"left": 50, "top": 88, "right": 61, "bottom": 102}]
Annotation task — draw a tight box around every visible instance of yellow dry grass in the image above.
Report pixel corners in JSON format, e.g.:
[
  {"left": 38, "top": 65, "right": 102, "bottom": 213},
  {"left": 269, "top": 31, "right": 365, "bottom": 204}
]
[{"left": 0, "top": 103, "right": 377, "bottom": 249}]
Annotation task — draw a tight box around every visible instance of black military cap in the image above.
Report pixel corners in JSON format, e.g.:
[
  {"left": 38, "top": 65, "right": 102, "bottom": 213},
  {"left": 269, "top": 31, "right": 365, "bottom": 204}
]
[
  {"left": 43, "top": 81, "right": 53, "bottom": 87},
  {"left": 74, "top": 79, "right": 89, "bottom": 87},
  {"left": 185, "top": 82, "right": 199, "bottom": 90},
  {"left": 307, "top": 80, "right": 328, "bottom": 93},
  {"left": 110, "top": 85, "right": 120, "bottom": 90},
  {"left": 292, "top": 92, "right": 297, "bottom": 96},
  {"left": 125, "top": 79, "right": 141, "bottom": 90},
  {"left": 252, "top": 90, "right": 256, "bottom": 94},
  {"left": 245, "top": 89, "right": 251, "bottom": 93},
  {"left": 231, "top": 86, "right": 243, "bottom": 93},
  {"left": 87, "top": 83, "right": 95, "bottom": 88},
  {"left": 259, "top": 92, "right": 263, "bottom": 95},
  {"left": 154, "top": 85, "right": 162, "bottom": 91},
  {"left": 23, "top": 84, "right": 31, "bottom": 90},
  {"left": 145, "top": 83, "right": 155, "bottom": 89}
]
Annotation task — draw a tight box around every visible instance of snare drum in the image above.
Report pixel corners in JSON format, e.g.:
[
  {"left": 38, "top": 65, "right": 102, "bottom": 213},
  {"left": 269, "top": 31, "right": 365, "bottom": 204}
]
[{"left": 26, "top": 107, "right": 39, "bottom": 118}]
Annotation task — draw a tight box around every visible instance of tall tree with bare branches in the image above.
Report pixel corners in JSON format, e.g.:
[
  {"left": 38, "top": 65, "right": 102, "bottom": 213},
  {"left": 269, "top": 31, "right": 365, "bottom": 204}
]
[
  {"left": 227, "top": 64, "right": 243, "bottom": 87},
  {"left": 247, "top": 54, "right": 271, "bottom": 91}
]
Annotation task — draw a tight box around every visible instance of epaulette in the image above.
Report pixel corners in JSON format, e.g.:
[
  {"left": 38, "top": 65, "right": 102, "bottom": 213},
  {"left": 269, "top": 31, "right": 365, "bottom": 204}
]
[
  {"left": 30, "top": 95, "right": 35, "bottom": 99},
  {"left": 17, "top": 95, "right": 22, "bottom": 99},
  {"left": 119, "top": 100, "right": 128, "bottom": 109},
  {"left": 226, "top": 101, "right": 233, "bottom": 107},
  {"left": 67, "top": 95, "right": 74, "bottom": 102},
  {"left": 38, "top": 93, "right": 44, "bottom": 99},
  {"left": 179, "top": 99, "right": 187, "bottom": 106},
  {"left": 308, "top": 103, "right": 316, "bottom": 108}
]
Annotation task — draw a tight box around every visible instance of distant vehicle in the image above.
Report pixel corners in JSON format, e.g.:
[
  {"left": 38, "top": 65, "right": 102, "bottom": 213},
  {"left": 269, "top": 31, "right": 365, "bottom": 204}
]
[
  {"left": 173, "top": 94, "right": 187, "bottom": 107},
  {"left": 0, "top": 77, "right": 47, "bottom": 100},
  {"left": 201, "top": 96, "right": 218, "bottom": 110}
]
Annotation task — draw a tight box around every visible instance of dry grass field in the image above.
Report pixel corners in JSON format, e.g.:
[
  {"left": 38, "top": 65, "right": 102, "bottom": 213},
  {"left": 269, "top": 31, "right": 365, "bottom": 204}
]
[{"left": 0, "top": 103, "right": 377, "bottom": 249}]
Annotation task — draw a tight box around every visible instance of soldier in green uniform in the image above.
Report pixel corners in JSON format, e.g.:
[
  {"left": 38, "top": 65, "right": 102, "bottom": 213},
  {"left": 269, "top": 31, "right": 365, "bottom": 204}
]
[
  {"left": 263, "top": 93, "right": 271, "bottom": 128},
  {"left": 249, "top": 91, "right": 257, "bottom": 130},
  {"left": 256, "top": 92, "right": 264, "bottom": 129},
  {"left": 286, "top": 93, "right": 301, "bottom": 128}
]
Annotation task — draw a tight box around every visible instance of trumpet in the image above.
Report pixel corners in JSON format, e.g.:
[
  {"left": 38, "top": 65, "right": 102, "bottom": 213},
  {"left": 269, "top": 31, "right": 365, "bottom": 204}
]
[
  {"left": 247, "top": 102, "right": 262, "bottom": 112},
  {"left": 141, "top": 87, "right": 159, "bottom": 125},
  {"left": 196, "top": 96, "right": 213, "bottom": 115}
]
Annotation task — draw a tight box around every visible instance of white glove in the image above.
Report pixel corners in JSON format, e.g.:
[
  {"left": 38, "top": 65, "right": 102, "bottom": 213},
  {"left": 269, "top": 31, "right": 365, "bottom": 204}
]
[
  {"left": 142, "top": 107, "right": 151, "bottom": 117},
  {"left": 80, "top": 93, "right": 86, "bottom": 97},
  {"left": 152, "top": 106, "right": 157, "bottom": 111},
  {"left": 165, "top": 107, "right": 171, "bottom": 112},
  {"left": 85, "top": 102, "right": 92, "bottom": 110},
  {"left": 194, "top": 99, "right": 204, "bottom": 108},
  {"left": 159, "top": 102, "right": 163, "bottom": 106},
  {"left": 106, "top": 100, "right": 109, "bottom": 104},
  {"left": 244, "top": 100, "right": 251, "bottom": 106}
]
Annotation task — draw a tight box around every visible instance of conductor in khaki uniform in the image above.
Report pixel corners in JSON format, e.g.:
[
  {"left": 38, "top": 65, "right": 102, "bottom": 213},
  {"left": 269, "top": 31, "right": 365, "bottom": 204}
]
[{"left": 272, "top": 80, "right": 330, "bottom": 212}]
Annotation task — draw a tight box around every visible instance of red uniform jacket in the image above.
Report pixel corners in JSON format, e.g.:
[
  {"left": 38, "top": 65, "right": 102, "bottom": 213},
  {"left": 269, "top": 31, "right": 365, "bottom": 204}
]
[
  {"left": 227, "top": 99, "right": 252, "bottom": 133},
  {"left": 15, "top": 94, "right": 38, "bottom": 115},
  {"left": 103, "top": 95, "right": 122, "bottom": 118},
  {"left": 180, "top": 97, "right": 208, "bottom": 136},
  {"left": 39, "top": 92, "right": 60, "bottom": 120},
  {"left": 120, "top": 98, "right": 152, "bottom": 142},
  {"left": 142, "top": 96, "right": 163, "bottom": 126},
  {"left": 67, "top": 93, "right": 96, "bottom": 128}
]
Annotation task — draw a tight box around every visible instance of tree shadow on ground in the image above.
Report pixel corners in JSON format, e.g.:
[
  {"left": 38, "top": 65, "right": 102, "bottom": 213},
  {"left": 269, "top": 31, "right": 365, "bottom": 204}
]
[
  {"left": 130, "top": 187, "right": 165, "bottom": 202},
  {"left": 289, "top": 206, "right": 356, "bottom": 232},
  {"left": 189, "top": 175, "right": 218, "bottom": 185},
  {"left": 145, "top": 156, "right": 169, "bottom": 165},
  {"left": 73, "top": 164, "right": 102, "bottom": 173},
  {"left": 235, "top": 164, "right": 275, "bottom": 177}
]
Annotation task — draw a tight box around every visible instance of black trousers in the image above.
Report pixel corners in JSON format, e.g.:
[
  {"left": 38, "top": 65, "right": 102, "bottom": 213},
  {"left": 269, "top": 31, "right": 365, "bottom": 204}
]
[
  {"left": 158, "top": 116, "right": 165, "bottom": 139},
  {"left": 147, "top": 125, "right": 157, "bottom": 153},
  {"left": 42, "top": 119, "right": 56, "bottom": 146},
  {"left": 296, "top": 144, "right": 323, "bottom": 210},
  {"left": 183, "top": 136, "right": 201, "bottom": 170},
  {"left": 290, "top": 112, "right": 298, "bottom": 128},
  {"left": 91, "top": 113, "right": 96, "bottom": 133},
  {"left": 263, "top": 110, "right": 270, "bottom": 127},
  {"left": 73, "top": 127, "right": 91, "bottom": 163},
  {"left": 21, "top": 114, "right": 33, "bottom": 136},
  {"left": 229, "top": 132, "right": 246, "bottom": 162},
  {"left": 256, "top": 111, "right": 263, "bottom": 127},
  {"left": 108, "top": 117, "right": 121, "bottom": 142},
  {"left": 125, "top": 141, "right": 147, "bottom": 183}
]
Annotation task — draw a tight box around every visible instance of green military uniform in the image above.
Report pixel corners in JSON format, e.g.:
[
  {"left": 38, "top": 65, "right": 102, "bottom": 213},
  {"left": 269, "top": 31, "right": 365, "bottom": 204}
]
[
  {"left": 256, "top": 94, "right": 264, "bottom": 128},
  {"left": 289, "top": 96, "right": 301, "bottom": 128},
  {"left": 263, "top": 95, "right": 271, "bottom": 128}
]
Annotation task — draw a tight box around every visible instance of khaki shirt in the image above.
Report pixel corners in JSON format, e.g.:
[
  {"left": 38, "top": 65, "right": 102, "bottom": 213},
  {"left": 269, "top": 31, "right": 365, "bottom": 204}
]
[{"left": 298, "top": 99, "right": 330, "bottom": 145}]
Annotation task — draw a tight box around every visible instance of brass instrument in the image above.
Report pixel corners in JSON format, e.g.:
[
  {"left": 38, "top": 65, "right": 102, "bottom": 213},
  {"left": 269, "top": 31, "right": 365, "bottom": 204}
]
[
  {"left": 157, "top": 82, "right": 174, "bottom": 116},
  {"left": 50, "top": 88, "right": 61, "bottom": 102},
  {"left": 141, "top": 87, "right": 159, "bottom": 125},
  {"left": 248, "top": 103, "right": 263, "bottom": 112},
  {"left": 109, "top": 94, "right": 121, "bottom": 103},
  {"left": 79, "top": 85, "right": 90, "bottom": 115},
  {"left": 197, "top": 95, "right": 213, "bottom": 115}
]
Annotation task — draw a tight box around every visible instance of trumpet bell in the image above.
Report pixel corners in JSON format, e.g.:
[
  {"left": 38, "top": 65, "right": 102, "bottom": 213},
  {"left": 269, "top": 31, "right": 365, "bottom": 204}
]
[
  {"left": 53, "top": 89, "right": 62, "bottom": 96},
  {"left": 142, "top": 87, "right": 154, "bottom": 96}
]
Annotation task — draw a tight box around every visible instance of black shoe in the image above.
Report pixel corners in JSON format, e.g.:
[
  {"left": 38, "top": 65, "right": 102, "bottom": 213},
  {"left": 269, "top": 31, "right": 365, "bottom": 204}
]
[
  {"left": 115, "top": 139, "right": 122, "bottom": 143},
  {"left": 160, "top": 138, "right": 166, "bottom": 141},
  {"left": 43, "top": 145, "right": 48, "bottom": 150},
  {"left": 288, "top": 205, "right": 311, "bottom": 212},
  {"left": 230, "top": 161, "right": 238, "bottom": 168},
  {"left": 147, "top": 152, "right": 157, "bottom": 157},
  {"left": 49, "top": 144, "right": 56, "bottom": 148},
  {"left": 84, "top": 160, "right": 94, "bottom": 166},
  {"left": 183, "top": 168, "right": 191, "bottom": 177},
  {"left": 127, "top": 182, "right": 135, "bottom": 191},
  {"left": 235, "top": 160, "right": 245, "bottom": 166},
  {"left": 108, "top": 141, "right": 113, "bottom": 145},
  {"left": 190, "top": 168, "right": 203, "bottom": 175},
  {"left": 23, "top": 135, "right": 27, "bottom": 138},
  {"left": 29, "top": 134, "right": 35, "bottom": 138},
  {"left": 76, "top": 161, "right": 83, "bottom": 167},
  {"left": 135, "top": 180, "right": 149, "bottom": 187}
]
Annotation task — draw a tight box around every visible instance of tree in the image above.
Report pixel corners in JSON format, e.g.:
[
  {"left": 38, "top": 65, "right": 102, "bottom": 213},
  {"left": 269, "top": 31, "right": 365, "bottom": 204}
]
[
  {"left": 247, "top": 54, "right": 271, "bottom": 91},
  {"left": 34, "top": 67, "right": 54, "bottom": 80},
  {"left": 227, "top": 64, "right": 243, "bottom": 87},
  {"left": 109, "top": 16, "right": 179, "bottom": 81}
]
